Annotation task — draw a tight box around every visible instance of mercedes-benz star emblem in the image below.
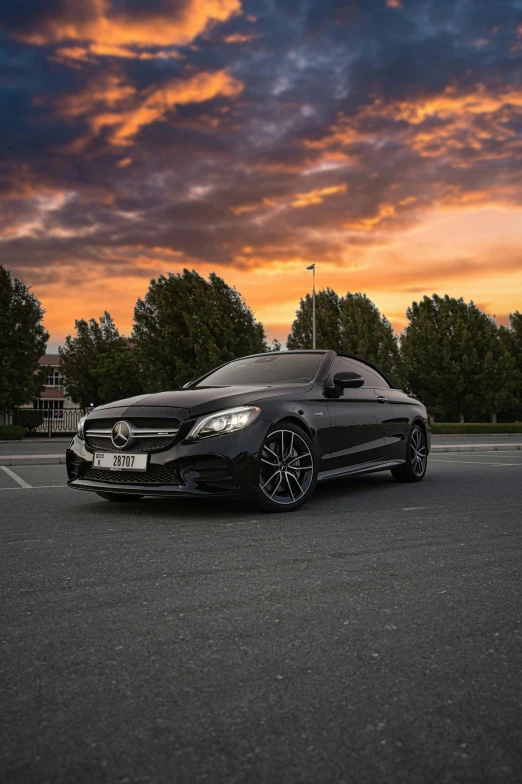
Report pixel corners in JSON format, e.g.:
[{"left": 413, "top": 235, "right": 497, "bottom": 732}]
[{"left": 111, "top": 421, "right": 131, "bottom": 449}]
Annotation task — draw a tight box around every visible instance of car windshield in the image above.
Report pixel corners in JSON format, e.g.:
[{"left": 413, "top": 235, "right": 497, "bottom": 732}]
[{"left": 195, "top": 353, "right": 324, "bottom": 387}]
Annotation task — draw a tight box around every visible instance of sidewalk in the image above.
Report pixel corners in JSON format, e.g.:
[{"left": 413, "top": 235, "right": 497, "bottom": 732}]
[{"left": 1, "top": 435, "right": 522, "bottom": 466}]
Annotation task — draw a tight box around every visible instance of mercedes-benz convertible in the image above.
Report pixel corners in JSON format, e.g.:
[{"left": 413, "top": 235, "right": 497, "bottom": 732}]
[{"left": 67, "top": 350, "right": 430, "bottom": 511}]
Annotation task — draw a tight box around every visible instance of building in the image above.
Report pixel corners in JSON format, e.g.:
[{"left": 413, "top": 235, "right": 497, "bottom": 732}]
[{"left": 22, "top": 354, "right": 80, "bottom": 418}]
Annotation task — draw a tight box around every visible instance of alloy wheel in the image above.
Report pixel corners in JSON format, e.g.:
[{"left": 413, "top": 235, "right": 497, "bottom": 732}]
[
  {"left": 259, "top": 429, "right": 314, "bottom": 505},
  {"left": 410, "top": 428, "right": 427, "bottom": 477}
]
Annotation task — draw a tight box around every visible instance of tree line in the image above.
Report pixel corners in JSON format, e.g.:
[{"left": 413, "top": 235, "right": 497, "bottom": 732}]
[
  {"left": 288, "top": 289, "right": 522, "bottom": 422},
  {"left": 1, "top": 264, "right": 521, "bottom": 422}
]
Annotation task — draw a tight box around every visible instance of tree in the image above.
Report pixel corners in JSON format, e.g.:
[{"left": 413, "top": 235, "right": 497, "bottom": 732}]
[
  {"left": 287, "top": 288, "right": 342, "bottom": 350},
  {"left": 59, "top": 312, "right": 141, "bottom": 407},
  {"left": 339, "top": 293, "right": 402, "bottom": 384},
  {"left": 499, "top": 312, "right": 522, "bottom": 420},
  {"left": 132, "top": 269, "right": 267, "bottom": 390},
  {"left": 0, "top": 265, "right": 49, "bottom": 412},
  {"left": 287, "top": 288, "right": 402, "bottom": 384},
  {"left": 91, "top": 347, "right": 142, "bottom": 405},
  {"left": 401, "top": 294, "right": 518, "bottom": 422}
]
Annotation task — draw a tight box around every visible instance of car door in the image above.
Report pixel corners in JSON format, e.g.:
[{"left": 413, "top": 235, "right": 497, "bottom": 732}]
[
  {"left": 325, "top": 357, "right": 391, "bottom": 472},
  {"left": 367, "top": 368, "right": 398, "bottom": 462}
]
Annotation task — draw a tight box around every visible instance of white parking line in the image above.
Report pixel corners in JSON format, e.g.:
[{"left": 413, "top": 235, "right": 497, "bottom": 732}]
[
  {"left": 430, "top": 459, "right": 521, "bottom": 467},
  {"left": 0, "top": 466, "right": 32, "bottom": 488},
  {"left": 0, "top": 484, "right": 67, "bottom": 491}
]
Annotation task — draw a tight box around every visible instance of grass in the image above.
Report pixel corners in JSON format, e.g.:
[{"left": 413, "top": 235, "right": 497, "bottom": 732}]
[{"left": 432, "top": 423, "right": 522, "bottom": 435}]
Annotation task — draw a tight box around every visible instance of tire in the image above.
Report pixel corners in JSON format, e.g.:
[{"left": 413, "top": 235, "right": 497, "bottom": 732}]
[
  {"left": 255, "top": 422, "right": 318, "bottom": 512},
  {"left": 95, "top": 492, "right": 144, "bottom": 502},
  {"left": 391, "top": 424, "right": 428, "bottom": 483}
]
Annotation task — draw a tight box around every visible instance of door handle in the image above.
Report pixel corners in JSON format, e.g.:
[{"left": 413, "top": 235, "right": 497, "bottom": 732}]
[{"left": 376, "top": 396, "right": 388, "bottom": 404}]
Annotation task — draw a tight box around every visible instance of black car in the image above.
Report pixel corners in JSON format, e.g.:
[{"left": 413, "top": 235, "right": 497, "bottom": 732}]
[{"left": 67, "top": 350, "right": 430, "bottom": 512}]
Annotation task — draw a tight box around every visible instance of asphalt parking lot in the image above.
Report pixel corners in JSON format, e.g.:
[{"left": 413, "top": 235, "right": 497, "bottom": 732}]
[{"left": 1, "top": 453, "right": 521, "bottom": 783}]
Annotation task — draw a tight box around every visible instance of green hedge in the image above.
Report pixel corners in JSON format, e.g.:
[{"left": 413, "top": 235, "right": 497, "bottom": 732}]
[
  {"left": 432, "top": 423, "right": 522, "bottom": 435},
  {"left": 0, "top": 425, "right": 25, "bottom": 440}
]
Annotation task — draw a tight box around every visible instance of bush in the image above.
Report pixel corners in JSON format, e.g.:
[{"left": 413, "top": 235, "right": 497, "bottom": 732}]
[
  {"left": 0, "top": 425, "right": 25, "bottom": 440},
  {"left": 432, "top": 423, "right": 522, "bottom": 435}
]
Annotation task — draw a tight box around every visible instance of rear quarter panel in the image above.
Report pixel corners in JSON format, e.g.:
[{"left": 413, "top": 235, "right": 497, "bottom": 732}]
[{"left": 385, "top": 390, "right": 431, "bottom": 460}]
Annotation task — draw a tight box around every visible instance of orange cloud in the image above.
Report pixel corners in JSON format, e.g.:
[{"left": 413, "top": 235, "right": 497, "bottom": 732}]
[
  {"left": 16, "top": 0, "right": 243, "bottom": 54},
  {"left": 34, "top": 212, "right": 522, "bottom": 347},
  {"left": 57, "top": 73, "right": 136, "bottom": 119},
  {"left": 55, "top": 69, "right": 244, "bottom": 148},
  {"left": 54, "top": 43, "right": 185, "bottom": 64},
  {"left": 346, "top": 203, "right": 397, "bottom": 231},
  {"left": 307, "top": 84, "right": 522, "bottom": 180},
  {"left": 231, "top": 204, "right": 259, "bottom": 215},
  {"left": 224, "top": 33, "right": 259, "bottom": 43},
  {"left": 291, "top": 184, "right": 347, "bottom": 208},
  {"left": 53, "top": 46, "right": 93, "bottom": 64}
]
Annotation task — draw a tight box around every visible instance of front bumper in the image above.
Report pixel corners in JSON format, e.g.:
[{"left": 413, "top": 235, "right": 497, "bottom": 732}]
[{"left": 67, "top": 418, "right": 270, "bottom": 498}]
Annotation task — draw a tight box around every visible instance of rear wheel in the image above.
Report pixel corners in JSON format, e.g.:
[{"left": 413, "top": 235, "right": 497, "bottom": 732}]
[
  {"left": 391, "top": 424, "right": 428, "bottom": 483},
  {"left": 95, "top": 492, "right": 144, "bottom": 502},
  {"left": 256, "top": 423, "right": 317, "bottom": 512}
]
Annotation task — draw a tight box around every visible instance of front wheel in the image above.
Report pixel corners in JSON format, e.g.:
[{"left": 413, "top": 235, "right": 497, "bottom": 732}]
[
  {"left": 255, "top": 423, "right": 317, "bottom": 512},
  {"left": 391, "top": 424, "right": 428, "bottom": 483},
  {"left": 95, "top": 492, "right": 144, "bottom": 502}
]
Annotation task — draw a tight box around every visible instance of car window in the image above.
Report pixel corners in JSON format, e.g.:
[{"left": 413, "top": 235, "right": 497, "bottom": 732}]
[
  {"left": 367, "top": 368, "right": 390, "bottom": 389},
  {"left": 351, "top": 361, "right": 390, "bottom": 389},
  {"left": 195, "top": 353, "right": 325, "bottom": 387}
]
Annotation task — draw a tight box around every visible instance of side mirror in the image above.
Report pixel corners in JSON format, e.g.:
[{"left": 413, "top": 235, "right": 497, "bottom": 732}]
[
  {"left": 182, "top": 381, "right": 194, "bottom": 389},
  {"left": 333, "top": 371, "right": 364, "bottom": 392}
]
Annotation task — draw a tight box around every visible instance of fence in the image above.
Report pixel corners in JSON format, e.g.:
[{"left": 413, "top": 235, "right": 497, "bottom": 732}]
[{"left": 10, "top": 408, "right": 88, "bottom": 437}]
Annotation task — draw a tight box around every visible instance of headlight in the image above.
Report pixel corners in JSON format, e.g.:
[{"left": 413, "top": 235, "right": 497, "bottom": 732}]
[
  {"left": 77, "top": 416, "right": 87, "bottom": 440},
  {"left": 188, "top": 406, "right": 261, "bottom": 440}
]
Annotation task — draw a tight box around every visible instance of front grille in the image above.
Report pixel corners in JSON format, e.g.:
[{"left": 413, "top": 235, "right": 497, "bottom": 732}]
[
  {"left": 85, "top": 417, "right": 181, "bottom": 453},
  {"left": 86, "top": 436, "right": 116, "bottom": 451},
  {"left": 86, "top": 435, "right": 175, "bottom": 452},
  {"left": 80, "top": 464, "right": 180, "bottom": 486},
  {"left": 86, "top": 418, "right": 120, "bottom": 431}
]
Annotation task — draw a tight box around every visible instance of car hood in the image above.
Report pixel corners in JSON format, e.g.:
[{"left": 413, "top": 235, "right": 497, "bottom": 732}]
[{"left": 97, "top": 384, "right": 312, "bottom": 418}]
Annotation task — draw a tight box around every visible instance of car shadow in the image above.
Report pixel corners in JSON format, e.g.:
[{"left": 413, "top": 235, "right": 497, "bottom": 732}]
[{"left": 75, "top": 468, "right": 433, "bottom": 523}]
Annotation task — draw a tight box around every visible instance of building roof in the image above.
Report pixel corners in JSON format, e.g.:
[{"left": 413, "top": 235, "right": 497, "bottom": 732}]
[
  {"left": 39, "top": 354, "right": 61, "bottom": 366},
  {"left": 39, "top": 387, "right": 64, "bottom": 400}
]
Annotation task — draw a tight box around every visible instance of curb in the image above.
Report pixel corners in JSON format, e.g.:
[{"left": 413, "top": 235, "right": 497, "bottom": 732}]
[
  {"left": 0, "top": 456, "right": 67, "bottom": 466},
  {"left": 432, "top": 434, "right": 522, "bottom": 439}
]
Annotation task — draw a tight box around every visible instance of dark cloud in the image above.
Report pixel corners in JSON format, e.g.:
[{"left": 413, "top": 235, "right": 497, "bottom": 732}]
[{"left": 0, "top": 0, "right": 521, "bottom": 283}]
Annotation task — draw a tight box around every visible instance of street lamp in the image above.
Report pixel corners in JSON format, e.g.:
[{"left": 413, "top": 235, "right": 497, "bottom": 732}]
[{"left": 306, "top": 264, "right": 316, "bottom": 349}]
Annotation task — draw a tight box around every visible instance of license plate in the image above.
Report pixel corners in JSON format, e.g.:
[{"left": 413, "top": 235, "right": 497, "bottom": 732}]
[{"left": 93, "top": 452, "right": 148, "bottom": 471}]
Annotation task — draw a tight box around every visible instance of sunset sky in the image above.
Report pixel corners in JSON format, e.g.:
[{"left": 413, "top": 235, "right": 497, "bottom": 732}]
[{"left": 1, "top": 0, "right": 522, "bottom": 348}]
